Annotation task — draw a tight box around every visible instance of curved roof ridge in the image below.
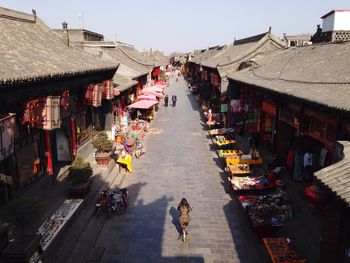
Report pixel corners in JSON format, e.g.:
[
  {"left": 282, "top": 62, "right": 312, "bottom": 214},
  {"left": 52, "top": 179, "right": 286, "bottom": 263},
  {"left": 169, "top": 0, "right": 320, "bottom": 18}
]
[
  {"left": 117, "top": 46, "right": 155, "bottom": 67},
  {"left": 218, "top": 33, "right": 285, "bottom": 68}
]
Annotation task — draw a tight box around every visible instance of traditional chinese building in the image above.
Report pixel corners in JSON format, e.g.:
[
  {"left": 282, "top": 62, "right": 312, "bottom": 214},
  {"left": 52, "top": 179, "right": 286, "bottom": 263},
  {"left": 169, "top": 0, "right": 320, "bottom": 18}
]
[{"left": 0, "top": 7, "right": 118, "bottom": 201}]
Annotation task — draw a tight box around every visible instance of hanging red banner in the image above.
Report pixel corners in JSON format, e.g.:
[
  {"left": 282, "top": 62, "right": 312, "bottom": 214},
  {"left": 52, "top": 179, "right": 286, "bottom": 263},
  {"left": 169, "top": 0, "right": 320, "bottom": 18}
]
[
  {"left": 70, "top": 117, "right": 77, "bottom": 157},
  {"left": 45, "top": 130, "right": 53, "bottom": 176}
]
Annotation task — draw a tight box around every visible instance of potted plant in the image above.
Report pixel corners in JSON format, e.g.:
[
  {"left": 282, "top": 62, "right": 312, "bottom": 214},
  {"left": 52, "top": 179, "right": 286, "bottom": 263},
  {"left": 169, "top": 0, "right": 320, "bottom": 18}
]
[
  {"left": 67, "top": 156, "right": 93, "bottom": 198},
  {"left": 92, "top": 131, "right": 114, "bottom": 166},
  {"left": 0, "top": 197, "right": 42, "bottom": 262}
]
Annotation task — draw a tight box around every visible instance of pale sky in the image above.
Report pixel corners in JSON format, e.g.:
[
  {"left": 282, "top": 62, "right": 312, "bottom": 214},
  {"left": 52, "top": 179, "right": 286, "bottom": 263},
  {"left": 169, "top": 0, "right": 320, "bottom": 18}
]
[{"left": 1, "top": 0, "right": 349, "bottom": 54}]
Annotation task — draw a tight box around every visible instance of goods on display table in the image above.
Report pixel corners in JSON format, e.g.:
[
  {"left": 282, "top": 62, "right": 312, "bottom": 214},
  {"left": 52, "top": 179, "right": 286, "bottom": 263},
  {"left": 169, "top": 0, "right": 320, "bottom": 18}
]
[
  {"left": 229, "top": 175, "right": 277, "bottom": 191},
  {"left": 226, "top": 154, "right": 263, "bottom": 165},
  {"left": 227, "top": 164, "right": 251, "bottom": 176},
  {"left": 215, "top": 139, "right": 236, "bottom": 147},
  {"left": 263, "top": 238, "right": 306, "bottom": 263},
  {"left": 220, "top": 149, "right": 243, "bottom": 157},
  {"left": 38, "top": 199, "right": 83, "bottom": 251},
  {"left": 238, "top": 190, "right": 293, "bottom": 229},
  {"left": 208, "top": 127, "right": 235, "bottom": 136}
]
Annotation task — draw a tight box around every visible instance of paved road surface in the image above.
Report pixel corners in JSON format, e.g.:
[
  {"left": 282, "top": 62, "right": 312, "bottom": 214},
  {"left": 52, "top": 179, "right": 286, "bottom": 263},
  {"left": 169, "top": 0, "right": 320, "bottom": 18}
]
[{"left": 85, "top": 74, "right": 264, "bottom": 263}]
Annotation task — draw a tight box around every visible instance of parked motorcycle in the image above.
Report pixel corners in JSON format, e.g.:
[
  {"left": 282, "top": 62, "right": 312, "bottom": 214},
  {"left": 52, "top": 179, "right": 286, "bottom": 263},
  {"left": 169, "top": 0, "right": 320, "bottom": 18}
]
[
  {"left": 95, "top": 190, "right": 109, "bottom": 217},
  {"left": 116, "top": 188, "right": 128, "bottom": 215},
  {"left": 107, "top": 191, "right": 118, "bottom": 218}
]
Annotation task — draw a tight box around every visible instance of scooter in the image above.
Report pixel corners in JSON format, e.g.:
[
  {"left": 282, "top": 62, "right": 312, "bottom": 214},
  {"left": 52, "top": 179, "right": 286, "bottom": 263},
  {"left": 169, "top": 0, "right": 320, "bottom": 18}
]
[
  {"left": 116, "top": 188, "right": 128, "bottom": 215},
  {"left": 107, "top": 191, "right": 118, "bottom": 218},
  {"left": 96, "top": 190, "right": 109, "bottom": 217}
]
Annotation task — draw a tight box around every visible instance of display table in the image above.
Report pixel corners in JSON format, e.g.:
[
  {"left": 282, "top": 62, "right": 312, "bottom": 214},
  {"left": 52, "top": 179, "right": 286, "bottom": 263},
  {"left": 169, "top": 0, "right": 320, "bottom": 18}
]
[
  {"left": 263, "top": 238, "right": 306, "bottom": 263},
  {"left": 238, "top": 191, "right": 293, "bottom": 229},
  {"left": 38, "top": 199, "right": 83, "bottom": 251},
  {"left": 227, "top": 164, "right": 250, "bottom": 176},
  {"left": 215, "top": 140, "right": 235, "bottom": 147},
  {"left": 117, "top": 154, "right": 133, "bottom": 173},
  {"left": 208, "top": 128, "right": 235, "bottom": 136},
  {"left": 229, "top": 175, "right": 276, "bottom": 191},
  {"left": 226, "top": 156, "right": 263, "bottom": 166},
  {"left": 220, "top": 149, "right": 242, "bottom": 157}
]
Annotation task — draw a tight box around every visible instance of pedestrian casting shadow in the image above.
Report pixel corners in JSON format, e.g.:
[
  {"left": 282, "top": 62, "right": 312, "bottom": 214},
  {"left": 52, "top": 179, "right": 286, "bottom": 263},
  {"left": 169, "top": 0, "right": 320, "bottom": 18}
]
[{"left": 169, "top": 206, "right": 182, "bottom": 235}]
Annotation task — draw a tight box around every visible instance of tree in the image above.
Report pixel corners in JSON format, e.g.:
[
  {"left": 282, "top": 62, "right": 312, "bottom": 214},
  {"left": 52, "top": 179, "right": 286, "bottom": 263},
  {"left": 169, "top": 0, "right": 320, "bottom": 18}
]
[
  {"left": 0, "top": 197, "right": 41, "bottom": 240},
  {"left": 92, "top": 131, "right": 113, "bottom": 153},
  {"left": 67, "top": 156, "right": 93, "bottom": 185}
]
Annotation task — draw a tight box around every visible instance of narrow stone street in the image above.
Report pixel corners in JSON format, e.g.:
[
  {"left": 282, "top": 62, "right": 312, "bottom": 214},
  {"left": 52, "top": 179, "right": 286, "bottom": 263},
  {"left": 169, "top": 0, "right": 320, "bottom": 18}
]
[{"left": 75, "top": 74, "right": 264, "bottom": 263}]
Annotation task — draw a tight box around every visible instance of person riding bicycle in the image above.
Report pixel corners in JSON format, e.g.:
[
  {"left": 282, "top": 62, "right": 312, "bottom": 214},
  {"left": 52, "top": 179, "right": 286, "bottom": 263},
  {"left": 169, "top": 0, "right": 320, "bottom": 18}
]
[{"left": 177, "top": 198, "right": 192, "bottom": 240}]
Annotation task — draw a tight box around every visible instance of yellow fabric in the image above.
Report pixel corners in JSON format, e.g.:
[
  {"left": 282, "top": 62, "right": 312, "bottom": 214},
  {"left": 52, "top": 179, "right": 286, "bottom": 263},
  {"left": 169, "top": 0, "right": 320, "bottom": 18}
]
[{"left": 117, "top": 154, "right": 133, "bottom": 173}]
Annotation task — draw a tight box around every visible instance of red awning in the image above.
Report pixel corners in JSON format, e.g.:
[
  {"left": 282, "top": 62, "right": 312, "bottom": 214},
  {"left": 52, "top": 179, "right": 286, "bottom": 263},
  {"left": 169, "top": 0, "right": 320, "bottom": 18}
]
[
  {"left": 136, "top": 95, "right": 158, "bottom": 101},
  {"left": 127, "top": 100, "right": 158, "bottom": 109},
  {"left": 140, "top": 90, "right": 163, "bottom": 98},
  {"left": 142, "top": 86, "right": 164, "bottom": 93},
  {"left": 154, "top": 81, "right": 168, "bottom": 87}
]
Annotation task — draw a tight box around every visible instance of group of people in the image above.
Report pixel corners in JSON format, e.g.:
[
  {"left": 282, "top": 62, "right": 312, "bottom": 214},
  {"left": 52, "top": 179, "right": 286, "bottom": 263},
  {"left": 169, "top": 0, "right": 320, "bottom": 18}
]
[{"left": 164, "top": 94, "right": 177, "bottom": 107}]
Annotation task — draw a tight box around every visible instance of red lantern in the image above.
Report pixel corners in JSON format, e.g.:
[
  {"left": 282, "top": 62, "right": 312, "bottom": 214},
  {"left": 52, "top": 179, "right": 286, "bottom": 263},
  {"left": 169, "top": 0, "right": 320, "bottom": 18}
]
[{"left": 304, "top": 185, "right": 325, "bottom": 205}]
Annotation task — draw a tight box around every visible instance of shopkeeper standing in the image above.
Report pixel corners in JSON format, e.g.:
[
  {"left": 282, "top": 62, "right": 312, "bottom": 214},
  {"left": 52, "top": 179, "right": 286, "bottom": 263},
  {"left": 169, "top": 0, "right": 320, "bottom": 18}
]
[{"left": 303, "top": 151, "right": 313, "bottom": 182}]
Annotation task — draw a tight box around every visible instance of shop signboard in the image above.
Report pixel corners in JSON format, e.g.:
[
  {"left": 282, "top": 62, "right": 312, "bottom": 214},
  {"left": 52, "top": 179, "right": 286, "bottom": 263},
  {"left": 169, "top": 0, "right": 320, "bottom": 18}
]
[
  {"left": 0, "top": 113, "right": 15, "bottom": 161},
  {"left": 55, "top": 129, "right": 71, "bottom": 162}
]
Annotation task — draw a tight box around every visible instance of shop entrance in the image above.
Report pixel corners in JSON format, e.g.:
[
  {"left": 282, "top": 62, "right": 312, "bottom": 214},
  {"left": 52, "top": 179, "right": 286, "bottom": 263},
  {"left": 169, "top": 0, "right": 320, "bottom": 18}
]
[{"left": 276, "top": 121, "right": 296, "bottom": 159}]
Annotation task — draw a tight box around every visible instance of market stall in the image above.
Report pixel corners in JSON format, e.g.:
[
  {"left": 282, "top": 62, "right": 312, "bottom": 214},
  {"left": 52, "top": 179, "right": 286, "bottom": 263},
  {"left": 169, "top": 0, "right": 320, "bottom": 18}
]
[
  {"left": 38, "top": 199, "right": 83, "bottom": 251},
  {"left": 229, "top": 175, "right": 277, "bottom": 191},
  {"left": 220, "top": 149, "right": 243, "bottom": 157},
  {"left": 225, "top": 153, "right": 263, "bottom": 165},
  {"left": 263, "top": 238, "right": 306, "bottom": 263},
  {"left": 237, "top": 190, "right": 293, "bottom": 235},
  {"left": 208, "top": 127, "right": 235, "bottom": 136}
]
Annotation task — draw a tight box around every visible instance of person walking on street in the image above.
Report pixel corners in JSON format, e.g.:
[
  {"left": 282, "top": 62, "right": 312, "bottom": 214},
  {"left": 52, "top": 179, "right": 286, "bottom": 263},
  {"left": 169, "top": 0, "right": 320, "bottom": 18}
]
[
  {"left": 177, "top": 198, "right": 192, "bottom": 241},
  {"left": 172, "top": 94, "right": 177, "bottom": 106},
  {"left": 164, "top": 95, "right": 169, "bottom": 107}
]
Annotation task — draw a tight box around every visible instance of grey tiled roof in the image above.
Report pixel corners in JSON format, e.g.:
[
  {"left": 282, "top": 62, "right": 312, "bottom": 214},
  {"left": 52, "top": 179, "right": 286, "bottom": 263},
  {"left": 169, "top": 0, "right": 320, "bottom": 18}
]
[
  {"left": 201, "top": 32, "right": 285, "bottom": 76},
  {"left": 314, "top": 141, "right": 350, "bottom": 206},
  {"left": 0, "top": 8, "right": 118, "bottom": 88},
  {"left": 227, "top": 41, "right": 350, "bottom": 111},
  {"left": 115, "top": 46, "right": 154, "bottom": 75},
  {"left": 100, "top": 48, "right": 147, "bottom": 79},
  {"left": 114, "top": 73, "right": 138, "bottom": 92},
  {"left": 143, "top": 51, "right": 169, "bottom": 66},
  {"left": 117, "top": 45, "right": 157, "bottom": 68},
  {"left": 190, "top": 45, "right": 226, "bottom": 65}
]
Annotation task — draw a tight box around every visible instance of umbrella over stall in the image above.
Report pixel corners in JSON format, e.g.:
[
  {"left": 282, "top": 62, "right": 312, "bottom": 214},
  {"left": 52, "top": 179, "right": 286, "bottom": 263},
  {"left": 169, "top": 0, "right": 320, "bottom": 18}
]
[{"left": 127, "top": 100, "right": 159, "bottom": 109}]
